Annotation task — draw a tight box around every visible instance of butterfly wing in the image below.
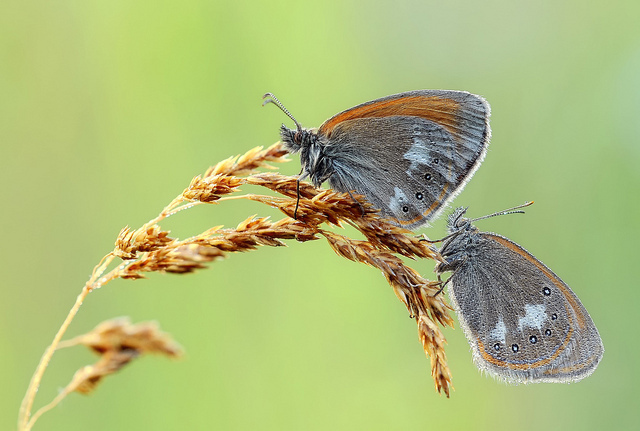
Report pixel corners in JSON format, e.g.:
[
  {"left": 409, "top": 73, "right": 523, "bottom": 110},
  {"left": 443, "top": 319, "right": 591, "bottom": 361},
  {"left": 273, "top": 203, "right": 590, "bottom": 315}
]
[
  {"left": 318, "top": 90, "right": 490, "bottom": 228},
  {"left": 449, "top": 232, "right": 604, "bottom": 383}
]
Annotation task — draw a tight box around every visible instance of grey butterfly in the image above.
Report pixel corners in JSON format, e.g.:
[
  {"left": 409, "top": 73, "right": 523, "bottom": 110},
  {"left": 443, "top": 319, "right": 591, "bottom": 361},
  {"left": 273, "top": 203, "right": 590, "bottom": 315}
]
[
  {"left": 435, "top": 204, "right": 604, "bottom": 383},
  {"left": 264, "top": 90, "right": 491, "bottom": 228}
]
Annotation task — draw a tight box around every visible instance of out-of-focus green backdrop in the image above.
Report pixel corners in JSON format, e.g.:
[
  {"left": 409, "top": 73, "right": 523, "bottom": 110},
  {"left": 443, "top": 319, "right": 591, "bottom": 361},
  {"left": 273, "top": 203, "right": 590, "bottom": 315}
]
[{"left": 2, "top": 1, "right": 638, "bottom": 430}]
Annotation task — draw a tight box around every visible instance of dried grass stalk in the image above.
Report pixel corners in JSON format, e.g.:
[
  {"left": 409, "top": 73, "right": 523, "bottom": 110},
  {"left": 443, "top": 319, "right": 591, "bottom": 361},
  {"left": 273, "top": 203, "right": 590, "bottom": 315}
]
[
  {"left": 59, "top": 316, "right": 184, "bottom": 359},
  {"left": 19, "top": 142, "right": 456, "bottom": 431},
  {"left": 23, "top": 318, "right": 182, "bottom": 427},
  {"left": 63, "top": 317, "right": 183, "bottom": 395}
]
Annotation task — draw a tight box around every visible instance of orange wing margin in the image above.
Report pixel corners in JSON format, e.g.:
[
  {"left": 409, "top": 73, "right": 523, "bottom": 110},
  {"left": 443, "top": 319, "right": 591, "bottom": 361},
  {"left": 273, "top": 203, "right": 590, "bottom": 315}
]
[{"left": 318, "top": 95, "right": 461, "bottom": 138}]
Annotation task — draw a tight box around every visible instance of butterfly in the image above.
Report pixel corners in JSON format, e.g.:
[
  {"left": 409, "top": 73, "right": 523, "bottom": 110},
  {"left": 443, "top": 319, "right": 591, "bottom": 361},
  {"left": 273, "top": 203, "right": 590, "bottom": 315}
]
[
  {"left": 263, "top": 90, "right": 491, "bottom": 228},
  {"left": 435, "top": 204, "right": 604, "bottom": 383}
]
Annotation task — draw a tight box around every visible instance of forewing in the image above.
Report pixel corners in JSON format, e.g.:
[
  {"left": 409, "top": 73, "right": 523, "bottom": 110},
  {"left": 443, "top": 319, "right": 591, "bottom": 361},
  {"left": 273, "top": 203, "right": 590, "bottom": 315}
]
[
  {"left": 450, "top": 232, "right": 603, "bottom": 383},
  {"left": 320, "top": 90, "right": 490, "bottom": 228}
]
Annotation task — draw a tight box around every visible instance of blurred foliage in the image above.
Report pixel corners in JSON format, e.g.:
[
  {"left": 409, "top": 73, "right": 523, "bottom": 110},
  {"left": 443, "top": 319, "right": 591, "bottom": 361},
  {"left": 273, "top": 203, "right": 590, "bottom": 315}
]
[{"left": 2, "top": 0, "right": 638, "bottom": 430}]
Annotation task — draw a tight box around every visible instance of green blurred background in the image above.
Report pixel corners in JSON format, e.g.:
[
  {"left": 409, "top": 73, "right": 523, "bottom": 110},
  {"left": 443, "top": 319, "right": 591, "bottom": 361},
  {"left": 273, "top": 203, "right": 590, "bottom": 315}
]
[{"left": 2, "top": 1, "right": 638, "bottom": 430}]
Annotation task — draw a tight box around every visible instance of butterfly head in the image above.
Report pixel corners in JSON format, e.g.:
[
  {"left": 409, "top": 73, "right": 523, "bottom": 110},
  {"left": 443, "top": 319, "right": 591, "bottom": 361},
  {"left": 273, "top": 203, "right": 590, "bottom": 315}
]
[
  {"left": 279, "top": 125, "right": 317, "bottom": 153},
  {"left": 447, "top": 206, "right": 472, "bottom": 233},
  {"left": 437, "top": 207, "right": 477, "bottom": 268}
]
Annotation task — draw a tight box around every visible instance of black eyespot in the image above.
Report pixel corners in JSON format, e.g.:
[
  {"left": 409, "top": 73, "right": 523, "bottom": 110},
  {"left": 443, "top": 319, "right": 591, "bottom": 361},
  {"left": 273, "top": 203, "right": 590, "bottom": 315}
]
[
  {"left": 545, "top": 329, "right": 552, "bottom": 336},
  {"left": 425, "top": 173, "right": 432, "bottom": 181},
  {"left": 416, "top": 192, "right": 423, "bottom": 200},
  {"left": 433, "top": 158, "right": 439, "bottom": 165},
  {"left": 543, "top": 287, "right": 551, "bottom": 296},
  {"left": 402, "top": 205, "right": 409, "bottom": 213},
  {"left": 493, "top": 343, "right": 501, "bottom": 351},
  {"left": 529, "top": 335, "right": 537, "bottom": 344},
  {"left": 551, "top": 313, "right": 557, "bottom": 320},
  {"left": 512, "top": 344, "right": 519, "bottom": 353}
]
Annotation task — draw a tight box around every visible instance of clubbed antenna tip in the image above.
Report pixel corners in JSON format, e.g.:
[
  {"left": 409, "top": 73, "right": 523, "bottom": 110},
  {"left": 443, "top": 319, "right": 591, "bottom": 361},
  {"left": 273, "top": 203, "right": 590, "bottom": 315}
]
[{"left": 262, "top": 92, "right": 303, "bottom": 132}]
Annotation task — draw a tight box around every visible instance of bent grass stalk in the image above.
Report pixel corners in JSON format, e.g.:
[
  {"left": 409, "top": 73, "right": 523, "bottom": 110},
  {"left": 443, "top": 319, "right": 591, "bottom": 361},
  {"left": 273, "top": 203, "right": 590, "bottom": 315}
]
[{"left": 18, "top": 143, "right": 454, "bottom": 431}]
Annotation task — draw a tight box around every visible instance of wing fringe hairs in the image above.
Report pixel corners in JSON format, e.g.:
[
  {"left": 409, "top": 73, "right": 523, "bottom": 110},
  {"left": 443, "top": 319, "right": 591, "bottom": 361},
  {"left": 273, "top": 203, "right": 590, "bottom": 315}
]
[{"left": 19, "top": 142, "right": 454, "bottom": 430}]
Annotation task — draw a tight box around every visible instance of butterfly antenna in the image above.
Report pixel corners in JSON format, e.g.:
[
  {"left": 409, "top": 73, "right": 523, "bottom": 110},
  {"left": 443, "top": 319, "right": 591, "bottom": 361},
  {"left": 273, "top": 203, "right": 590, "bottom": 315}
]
[
  {"left": 470, "top": 201, "right": 534, "bottom": 223},
  {"left": 262, "top": 93, "right": 303, "bottom": 132}
]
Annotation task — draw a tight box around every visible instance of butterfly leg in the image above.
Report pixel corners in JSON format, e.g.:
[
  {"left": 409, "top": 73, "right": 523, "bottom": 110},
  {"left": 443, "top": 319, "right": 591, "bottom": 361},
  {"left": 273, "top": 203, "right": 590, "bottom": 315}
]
[
  {"left": 294, "top": 178, "right": 301, "bottom": 220},
  {"left": 293, "top": 167, "right": 308, "bottom": 220},
  {"left": 433, "top": 274, "right": 452, "bottom": 297},
  {"left": 417, "top": 234, "right": 439, "bottom": 244},
  {"left": 433, "top": 254, "right": 468, "bottom": 296}
]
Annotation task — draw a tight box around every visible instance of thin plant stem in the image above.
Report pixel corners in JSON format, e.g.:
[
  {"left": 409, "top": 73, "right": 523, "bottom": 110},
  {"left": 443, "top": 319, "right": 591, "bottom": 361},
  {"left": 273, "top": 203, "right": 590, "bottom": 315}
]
[
  {"left": 18, "top": 286, "right": 90, "bottom": 431},
  {"left": 19, "top": 255, "right": 120, "bottom": 430},
  {"left": 25, "top": 386, "right": 72, "bottom": 431}
]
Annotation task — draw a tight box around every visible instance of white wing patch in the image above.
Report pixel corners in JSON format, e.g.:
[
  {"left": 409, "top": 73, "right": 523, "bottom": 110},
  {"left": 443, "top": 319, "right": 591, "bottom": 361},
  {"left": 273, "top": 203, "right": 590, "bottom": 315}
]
[
  {"left": 404, "top": 137, "right": 433, "bottom": 173},
  {"left": 489, "top": 317, "right": 507, "bottom": 344},
  {"left": 518, "top": 304, "right": 548, "bottom": 331},
  {"left": 388, "top": 187, "right": 408, "bottom": 215}
]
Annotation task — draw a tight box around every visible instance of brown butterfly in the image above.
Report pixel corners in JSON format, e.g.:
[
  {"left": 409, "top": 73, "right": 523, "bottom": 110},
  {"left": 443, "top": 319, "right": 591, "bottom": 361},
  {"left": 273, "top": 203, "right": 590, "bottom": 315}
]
[
  {"left": 436, "top": 204, "right": 604, "bottom": 383},
  {"left": 264, "top": 90, "right": 491, "bottom": 228}
]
